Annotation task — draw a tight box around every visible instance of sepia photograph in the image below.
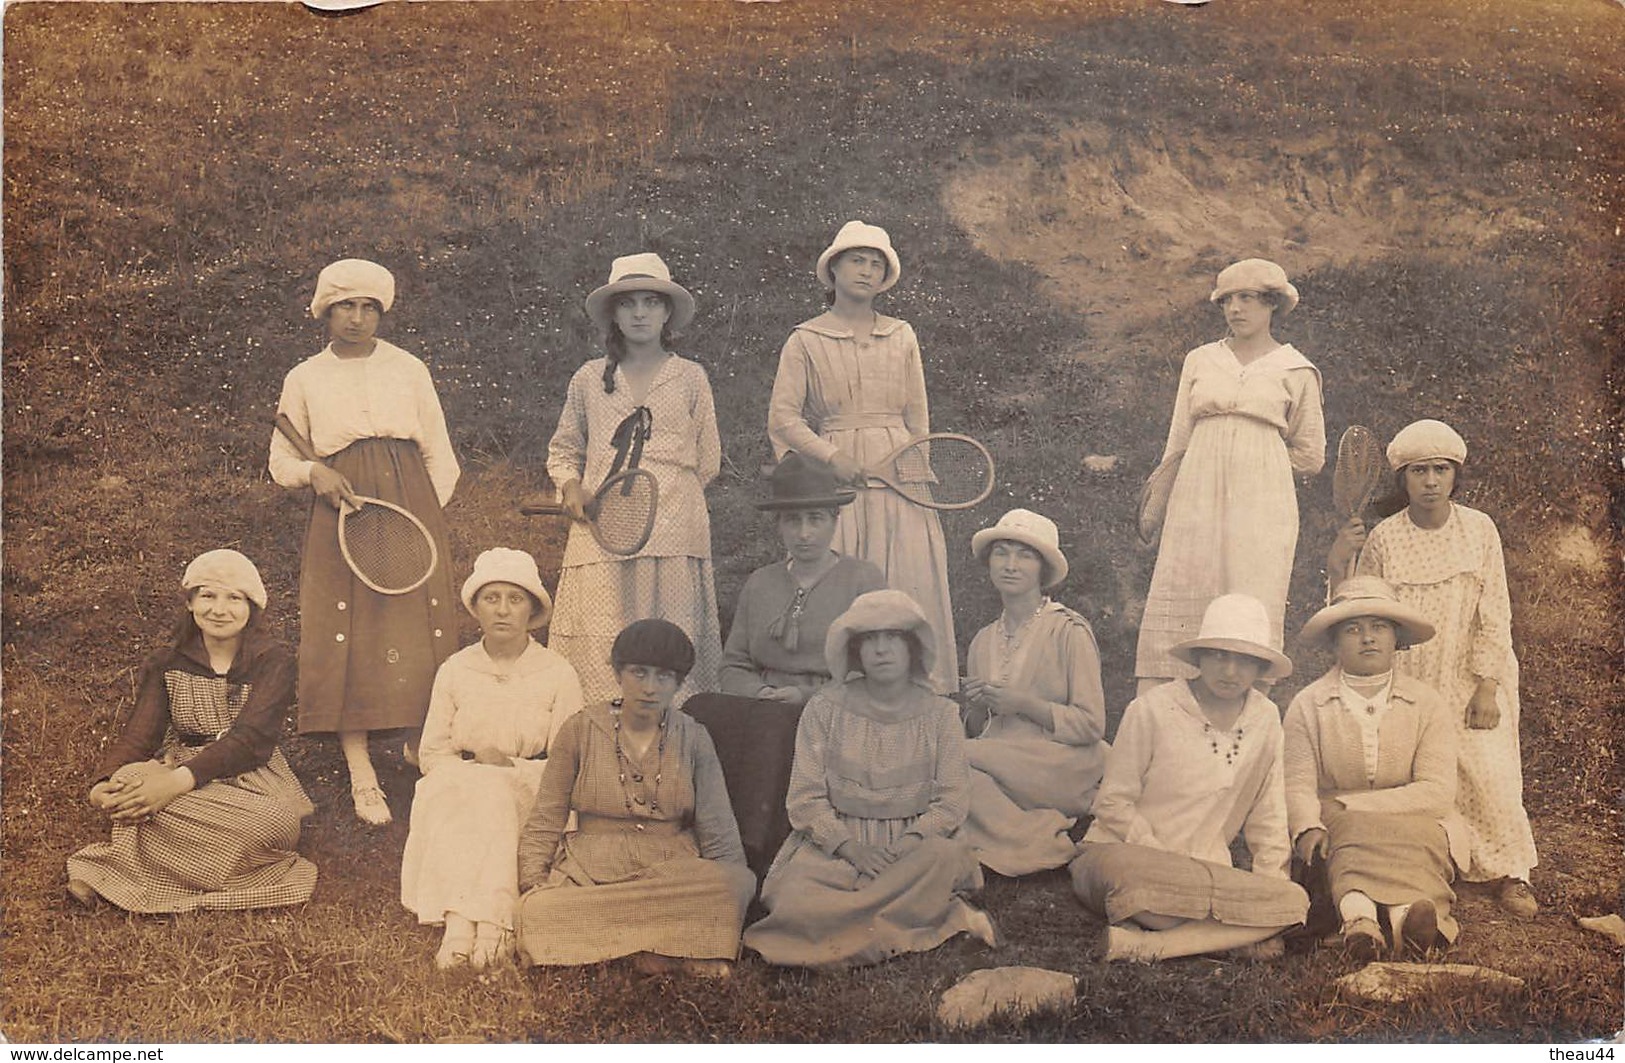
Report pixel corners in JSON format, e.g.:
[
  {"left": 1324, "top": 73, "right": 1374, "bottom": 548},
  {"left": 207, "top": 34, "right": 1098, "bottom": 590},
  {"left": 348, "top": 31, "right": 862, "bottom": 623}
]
[{"left": 2, "top": 0, "right": 1621, "bottom": 1044}]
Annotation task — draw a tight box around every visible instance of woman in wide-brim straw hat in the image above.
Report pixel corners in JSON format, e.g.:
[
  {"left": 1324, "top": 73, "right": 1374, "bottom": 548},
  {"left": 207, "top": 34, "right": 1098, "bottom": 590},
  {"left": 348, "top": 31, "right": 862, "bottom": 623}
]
[
  {"left": 745, "top": 590, "right": 998, "bottom": 968},
  {"left": 1072, "top": 593, "right": 1307, "bottom": 963},
  {"left": 399, "top": 548, "right": 585, "bottom": 972},
  {"left": 1328, "top": 418, "right": 1540, "bottom": 919},
  {"left": 270, "top": 258, "right": 461, "bottom": 827},
  {"left": 67, "top": 551, "right": 317, "bottom": 912},
  {"left": 684, "top": 453, "right": 885, "bottom": 876},
  {"left": 959, "top": 509, "right": 1109, "bottom": 876},
  {"left": 766, "top": 220, "right": 959, "bottom": 695},
  {"left": 545, "top": 252, "right": 723, "bottom": 704},
  {"left": 1135, "top": 258, "right": 1325, "bottom": 695},
  {"left": 1284, "top": 576, "right": 1468, "bottom": 960}
]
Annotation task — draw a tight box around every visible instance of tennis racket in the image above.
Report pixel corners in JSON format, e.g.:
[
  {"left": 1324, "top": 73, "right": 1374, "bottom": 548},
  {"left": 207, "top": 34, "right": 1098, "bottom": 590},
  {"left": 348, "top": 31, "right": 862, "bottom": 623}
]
[
  {"left": 861, "top": 433, "right": 995, "bottom": 511},
  {"left": 1332, "top": 425, "right": 1386, "bottom": 579},
  {"left": 520, "top": 468, "right": 659, "bottom": 557},
  {"left": 274, "top": 413, "right": 439, "bottom": 596}
]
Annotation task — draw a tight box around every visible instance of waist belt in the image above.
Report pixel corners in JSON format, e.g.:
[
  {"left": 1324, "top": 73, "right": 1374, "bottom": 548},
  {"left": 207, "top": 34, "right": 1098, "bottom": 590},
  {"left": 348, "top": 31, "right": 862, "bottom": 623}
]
[
  {"left": 819, "top": 413, "right": 906, "bottom": 432},
  {"left": 576, "top": 812, "right": 686, "bottom": 837}
]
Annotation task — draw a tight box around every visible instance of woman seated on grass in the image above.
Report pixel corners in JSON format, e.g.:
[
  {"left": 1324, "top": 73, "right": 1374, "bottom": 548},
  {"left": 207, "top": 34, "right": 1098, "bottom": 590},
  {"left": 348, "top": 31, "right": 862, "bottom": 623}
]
[
  {"left": 744, "top": 590, "right": 998, "bottom": 968},
  {"left": 67, "top": 550, "right": 316, "bottom": 913},
  {"left": 683, "top": 453, "right": 884, "bottom": 875},
  {"left": 960, "top": 509, "right": 1108, "bottom": 876},
  {"left": 1071, "top": 594, "right": 1307, "bottom": 962},
  {"left": 514, "top": 619, "right": 755, "bottom": 979},
  {"left": 1285, "top": 576, "right": 1466, "bottom": 960},
  {"left": 399, "top": 548, "right": 584, "bottom": 972}
]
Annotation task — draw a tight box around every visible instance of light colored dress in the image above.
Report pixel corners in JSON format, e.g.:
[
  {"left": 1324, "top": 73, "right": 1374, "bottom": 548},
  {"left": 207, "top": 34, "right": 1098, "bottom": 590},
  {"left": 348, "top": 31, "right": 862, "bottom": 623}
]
[
  {"left": 546, "top": 355, "right": 723, "bottom": 703},
  {"left": 399, "top": 639, "right": 583, "bottom": 930},
  {"left": 1284, "top": 668, "right": 1467, "bottom": 942},
  {"left": 270, "top": 340, "right": 461, "bottom": 734},
  {"left": 514, "top": 704, "right": 755, "bottom": 965},
  {"left": 1070, "top": 681, "right": 1307, "bottom": 929},
  {"left": 962, "top": 601, "right": 1108, "bottom": 875},
  {"left": 1356, "top": 503, "right": 1538, "bottom": 882},
  {"left": 768, "top": 314, "right": 958, "bottom": 694},
  {"left": 743, "top": 682, "right": 990, "bottom": 968},
  {"left": 1135, "top": 341, "right": 1324, "bottom": 680},
  {"left": 67, "top": 632, "right": 317, "bottom": 912}
]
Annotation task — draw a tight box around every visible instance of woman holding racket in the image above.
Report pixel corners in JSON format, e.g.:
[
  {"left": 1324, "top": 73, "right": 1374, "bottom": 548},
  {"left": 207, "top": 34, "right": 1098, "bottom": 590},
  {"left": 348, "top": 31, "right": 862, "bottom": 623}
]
[
  {"left": 270, "top": 258, "right": 460, "bottom": 827},
  {"left": 67, "top": 550, "right": 316, "bottom": 912},
  {"left": 960, "top": 509, "right": 1108, "bottom": 877},
  {"left": 546, "top": 253, "right": 722, "bottom": 704},
  {"left": 1135, "top": 259, "right": 1324, "bottom": 695},
  {"left": 1328, "top": 419, "right": 1540, "bottom": 918},
  {"left": 768, "top": 221, "right": 958, "bottom": 694}
]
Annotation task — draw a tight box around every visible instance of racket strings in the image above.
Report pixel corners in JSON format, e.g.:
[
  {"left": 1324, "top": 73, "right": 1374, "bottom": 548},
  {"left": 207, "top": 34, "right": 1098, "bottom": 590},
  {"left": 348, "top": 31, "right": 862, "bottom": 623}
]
[
  {"left": 1333, "top": 427, "right": 1385, "bottom": 517},
  {"left": 342, "top": 504, "right": 436, "bottom": 592},
  {"left": 889, "top": 439, "right": 992, "bottom": 507},
  {"left": 593, "top": 475, "right": 657, "bottom": 555}
]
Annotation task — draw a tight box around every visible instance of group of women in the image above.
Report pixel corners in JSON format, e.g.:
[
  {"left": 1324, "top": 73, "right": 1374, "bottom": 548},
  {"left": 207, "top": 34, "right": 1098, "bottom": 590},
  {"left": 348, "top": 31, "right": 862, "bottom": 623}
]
[{"left": 66, "top": 225, "right": 1539, "bottom": 978}]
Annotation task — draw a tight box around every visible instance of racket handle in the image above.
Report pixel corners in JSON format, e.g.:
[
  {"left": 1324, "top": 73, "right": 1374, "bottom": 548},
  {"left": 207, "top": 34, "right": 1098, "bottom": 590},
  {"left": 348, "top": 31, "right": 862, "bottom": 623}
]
[
  {"left": 274, "top": 413, "right": 321, "bottom": 463},
  {"left": 519, "top": 502, "right": 566, "bottom": 516}
]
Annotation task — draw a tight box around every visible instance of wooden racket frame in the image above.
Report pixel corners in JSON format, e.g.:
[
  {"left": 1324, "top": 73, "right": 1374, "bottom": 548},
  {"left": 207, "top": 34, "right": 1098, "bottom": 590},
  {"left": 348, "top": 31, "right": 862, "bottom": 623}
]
[
  {"left": 274, "top": 413, "right": 439, "bottom": 595},
  {"left": 519, "top": 468, "right": 660, "bottom": 556},
  {"left": 861, "top": 432, "right": 996, "bottom": 511}
]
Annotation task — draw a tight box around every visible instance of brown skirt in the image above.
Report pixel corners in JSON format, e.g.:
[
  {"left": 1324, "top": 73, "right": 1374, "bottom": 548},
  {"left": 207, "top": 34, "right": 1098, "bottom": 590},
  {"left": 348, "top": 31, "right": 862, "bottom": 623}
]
[
  {"left": 296, "top": 437, "right": 458, "bottom": 734},
  {"left": 1324, "top": 806, "right": 1460, "bottom": 942}
]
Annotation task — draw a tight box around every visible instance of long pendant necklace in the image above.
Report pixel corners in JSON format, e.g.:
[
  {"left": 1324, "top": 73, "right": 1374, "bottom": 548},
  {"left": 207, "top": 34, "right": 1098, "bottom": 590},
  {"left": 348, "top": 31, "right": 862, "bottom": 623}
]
[
  {"left": 612, "top": 700, "right": 668, "bottom": 819},
  {"left": 995, "top": 598, "right": 1046, "bottom": 679}
]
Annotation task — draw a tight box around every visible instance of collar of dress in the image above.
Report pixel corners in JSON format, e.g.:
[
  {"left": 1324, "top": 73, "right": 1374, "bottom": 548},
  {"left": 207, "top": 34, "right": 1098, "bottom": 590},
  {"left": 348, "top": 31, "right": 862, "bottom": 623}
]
[
  {"left": 1305, "top": 667, "right": 1423, "bottom": 709},
  {"left": 794, "top": 313, "right": 904, "bottom": 340}
]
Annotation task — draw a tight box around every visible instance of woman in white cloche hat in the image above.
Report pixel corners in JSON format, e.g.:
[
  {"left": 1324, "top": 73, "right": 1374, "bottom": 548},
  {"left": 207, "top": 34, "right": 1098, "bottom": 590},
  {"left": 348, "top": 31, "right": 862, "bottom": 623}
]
[{"left": 767, "top": 221, "right": 959, "bottom": 695}]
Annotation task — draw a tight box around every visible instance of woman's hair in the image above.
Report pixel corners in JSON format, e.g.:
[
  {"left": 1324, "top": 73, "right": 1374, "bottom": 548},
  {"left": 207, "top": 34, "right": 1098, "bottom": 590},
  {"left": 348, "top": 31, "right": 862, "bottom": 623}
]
[
  {"left": 1190, "top": 646, "right": 1269, "bottom": 672},
  {"left": 777, "top": 507, "right": 843, "bottom": 525},
  {"left": 610, "top": 618, "right": 695, "bottom": 680},
  {"left": 601, "top": 293, "right": 676, "bottom": 394},
  {"left": 1370, "top": 459, "right": 1465, "bottom": 520},
  {"left": 823, "top": 248, "right": 891, "bottom": 306},
  {"left": 844, "top": 628, "right": 924, "bottom": 679}
]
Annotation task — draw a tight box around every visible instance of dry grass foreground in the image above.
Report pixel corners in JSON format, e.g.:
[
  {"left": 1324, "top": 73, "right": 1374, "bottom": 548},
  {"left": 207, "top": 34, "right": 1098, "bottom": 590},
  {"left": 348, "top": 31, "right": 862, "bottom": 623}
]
[{"left": 3, "top": 0, "right": 1622, "bottom": 1044}]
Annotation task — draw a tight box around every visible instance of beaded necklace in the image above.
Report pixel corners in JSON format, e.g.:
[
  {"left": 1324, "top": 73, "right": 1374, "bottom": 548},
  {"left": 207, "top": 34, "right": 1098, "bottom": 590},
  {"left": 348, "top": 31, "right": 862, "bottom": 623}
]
[
  {"left": 994, "top": 598, "right": 1046, "bottom": 679},
  {"left": 611, "top": 699, "right": 668, "bottom": 817},
  {"left": 1202, "top": 719, "right": 1245, "bottom": 766}
]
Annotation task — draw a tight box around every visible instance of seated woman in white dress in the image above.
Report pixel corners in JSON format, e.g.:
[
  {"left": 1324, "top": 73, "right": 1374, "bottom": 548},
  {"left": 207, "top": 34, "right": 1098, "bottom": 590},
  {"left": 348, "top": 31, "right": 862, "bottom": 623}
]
[
  {"left": 961, "top": 509, "right": 1108, "bottom": 876},
  {"left": 1286, "top": 576, "right": 1467, "bottom": 960},
  {"left": 400, "top": 548, "right": 584, "bottom": 970},
  {"left": 744, "top": 590, "right": 997, "bottom": 968},
  {"left": 67, "top": 550, "right": 316, "bottom": 913},
  {"left": 1071, "top": 594, "right": 1307, "bottom": 962}
]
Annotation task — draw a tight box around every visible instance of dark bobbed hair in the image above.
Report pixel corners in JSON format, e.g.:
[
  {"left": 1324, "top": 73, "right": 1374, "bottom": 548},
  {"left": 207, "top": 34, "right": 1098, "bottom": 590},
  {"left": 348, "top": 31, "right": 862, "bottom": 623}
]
[
  {"left": 611, "top": 618, "right": 695, "bottom": 680},
  {"left": 844, "top": 628, "right": 926, "bottom": 680},
  {"left": 602, "top": 293, "right": 676, "bottom": 394}
]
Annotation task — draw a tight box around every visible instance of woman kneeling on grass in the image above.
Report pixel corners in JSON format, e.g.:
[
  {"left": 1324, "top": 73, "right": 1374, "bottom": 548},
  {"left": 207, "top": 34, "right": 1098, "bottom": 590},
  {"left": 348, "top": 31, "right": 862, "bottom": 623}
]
[
  {"left": 1285, "top": 576, "right": 1466, "bottom": 960},
  {"left": 1070, "top": 594, "right": 1306, "bottom": 963},
  {"left": 744, "top": 590, "right": 998, "bottom": 968},
  {"left": 67, "top": 550, "right": 316, "bottom": 913},
  {"left": 514, "top": 619, "right": 754, "bottom": 979},
  {"left": 400, "top": 548, "right": 584, "bottom": 971}
]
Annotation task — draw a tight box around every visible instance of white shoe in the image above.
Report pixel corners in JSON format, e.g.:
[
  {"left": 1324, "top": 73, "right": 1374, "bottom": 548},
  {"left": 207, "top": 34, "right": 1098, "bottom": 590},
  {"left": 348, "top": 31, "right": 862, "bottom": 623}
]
[{"left": 352, "top": 785, "right": 392, "bottom": 826}]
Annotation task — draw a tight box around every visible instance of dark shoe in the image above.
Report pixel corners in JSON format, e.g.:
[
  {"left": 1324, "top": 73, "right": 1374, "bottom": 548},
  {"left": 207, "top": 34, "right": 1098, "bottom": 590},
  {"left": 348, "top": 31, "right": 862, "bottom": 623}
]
[
  {"left": 1496, "top": 879, "right": 1539, "bottom": 919},
  {"left": 1397, "top": 900, "right": 1439, "bottom": 958},
  {"left": 1341, "top": 917, "right": 1383, "bottom": 964},
  {"left": 66, "top": 879, "right": 102, "bottom": 910},
  {"left": 1229, "top": 935, "right": 1286, "bottom": 963},
  {"left": 629, "top": 951, "right": 681, "bottom": 977}
]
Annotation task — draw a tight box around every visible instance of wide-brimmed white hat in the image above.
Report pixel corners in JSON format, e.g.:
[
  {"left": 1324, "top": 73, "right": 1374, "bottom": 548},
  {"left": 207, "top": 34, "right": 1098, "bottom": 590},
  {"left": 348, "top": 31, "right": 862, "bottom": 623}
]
[
  {"left": 816, "top": 220, "right": 901, "bottom": 293},
  {"left": 1300, "top": 575, "right": 1435, "bottom": 649},
  {"left": 1169, "top": 593, "right": 1293, "bottom": 679},
  {"left": 584, "top": 253, "right": 696, "bottom": 333},
  {"left": 823, "top": 589, "right": 936, "bottom": 682},
  {"left": 181, "top": 549, "right": 268, "bottom": 610},
  {"left": 1386, "top": 419, "right": 1467, "bottom": 471},
  {"left": 971, "top": 508, "right": 1069, "bottom": 589},
  {"left": 310, "top": 258, "right": 395, "bottom": 320},
  {"left": 459, "top": 547, "right": 553, "bottom": 630},
  {"left": 1210, "top": 258, "right": 1299, "bottom": 315}
]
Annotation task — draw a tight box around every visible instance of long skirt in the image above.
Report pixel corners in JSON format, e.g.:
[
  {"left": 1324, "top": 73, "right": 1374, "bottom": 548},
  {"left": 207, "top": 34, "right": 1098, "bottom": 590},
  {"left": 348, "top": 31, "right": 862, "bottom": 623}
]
[
  {"left": 548, "top": 555, "right": 721, "bottom": 704},
  {"left": 1070, "top": 842, "right": 1308, "bottom": 928},
  {"left": 681, "top": 693, "right": 805, "bottom": 880},
  {"left": 297, "top": 438, "right": 458, "bottom": 734},
  {"left": 67, "top": 754, "right": 317, "bottom": 913},
  {"left": 515, "top": 856, "right": 755, "bottom": 966},
  {"left": 744, "top": 835, "right": 988, "bottom": 968},
  {"left": 1135, "top": 414, "right": 1299, "bottom": 680},
  {"left": 837, "top": 486, "right": 957, "bottom": 694},
  {"left": 400, "top": 760, "right": 545, "bottom": 929},
  {"left": 1324, "top": 807, "right": 1459, "bottom": 942},
  {"left": 962, "top": 735, "right": 1106, "bottom": 876}
]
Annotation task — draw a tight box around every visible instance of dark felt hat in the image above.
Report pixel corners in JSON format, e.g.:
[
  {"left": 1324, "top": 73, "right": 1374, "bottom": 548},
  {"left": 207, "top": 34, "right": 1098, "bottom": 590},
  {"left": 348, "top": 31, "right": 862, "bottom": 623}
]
[{"left": 755, "top": 452, "right": 857, "bottom": 511}]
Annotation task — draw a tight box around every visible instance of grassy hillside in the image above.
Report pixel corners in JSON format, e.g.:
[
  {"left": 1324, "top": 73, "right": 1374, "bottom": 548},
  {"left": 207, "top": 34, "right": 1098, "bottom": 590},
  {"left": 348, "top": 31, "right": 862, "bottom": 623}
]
[{"left": 3, "top": 0, "right": 1621, "bottom": 1042}]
